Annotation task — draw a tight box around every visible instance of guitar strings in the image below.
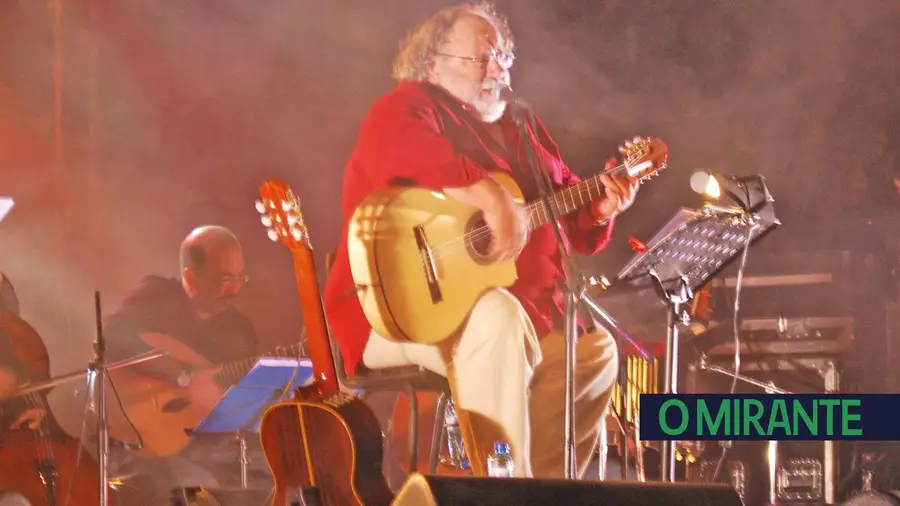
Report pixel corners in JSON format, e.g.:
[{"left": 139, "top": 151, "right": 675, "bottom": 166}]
[{"left": 426, "top": 160, "right": 635, "bottom": 260}]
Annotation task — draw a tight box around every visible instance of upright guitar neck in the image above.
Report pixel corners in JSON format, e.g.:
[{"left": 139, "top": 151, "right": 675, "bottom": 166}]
[
  {"left": 291, "top": 243, "right": 339, "bottom": 396},
  {"left": 256, "top": 178, "right": 341, "bottom": 398}
]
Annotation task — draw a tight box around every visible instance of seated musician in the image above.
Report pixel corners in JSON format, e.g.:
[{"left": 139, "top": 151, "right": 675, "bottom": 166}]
[
  {"left": 104, "top": 225, "right": 259, "bottom": 505},
  {"left": 323, "top": 2, "right": 645, "bottom": 479}
]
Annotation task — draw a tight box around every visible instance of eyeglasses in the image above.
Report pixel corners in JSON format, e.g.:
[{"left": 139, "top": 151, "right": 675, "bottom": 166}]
[
  {"left": 436, "top": 47, "right": 515, "bottom": 70},
  {"left": 212, "top": 273, "right": 250, "bottom": 287}
]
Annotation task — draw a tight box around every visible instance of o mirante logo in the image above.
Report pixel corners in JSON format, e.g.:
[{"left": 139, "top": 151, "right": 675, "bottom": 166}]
[{"left": 639, "top": 394, "right": 896, "bottom": 441}]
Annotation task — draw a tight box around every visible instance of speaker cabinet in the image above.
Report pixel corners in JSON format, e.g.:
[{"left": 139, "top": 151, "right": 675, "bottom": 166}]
[
  {"left": 392, "top": 473, "right": 743, "bottom": 506},
  {"left": 170, "top": 487, "right": 270, "bottom": 506},
  {"left": 0, "top": 491, "right": 30, "bottom": 506}
]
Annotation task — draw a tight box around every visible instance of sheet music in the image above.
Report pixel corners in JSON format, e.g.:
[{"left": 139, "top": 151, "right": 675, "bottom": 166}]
[
  {"left": 614, "top": 204, "right": 780, "bottom": 293},
  {"left": 618, "top": 207, "right": 697, "bottom": 276},
  {"left": 193, "top": 357, "right": 315, "bottom": 434}
]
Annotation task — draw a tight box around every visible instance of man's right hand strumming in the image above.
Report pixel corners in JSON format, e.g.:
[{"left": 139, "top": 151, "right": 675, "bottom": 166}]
[
  {"left": 483, "top": 196, "right": 529, "bottom": 261},
  {"left": 445, "top": 179, "right": 530, "bottom": 261}
]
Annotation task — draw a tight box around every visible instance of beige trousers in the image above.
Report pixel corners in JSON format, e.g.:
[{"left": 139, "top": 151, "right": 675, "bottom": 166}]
[{"left": 362, "top": 288, "right": 619, "bottom": 479}]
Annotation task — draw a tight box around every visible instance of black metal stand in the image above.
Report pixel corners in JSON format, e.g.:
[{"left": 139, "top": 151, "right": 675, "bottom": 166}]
[
  {"left": 611, "top": 200, "right": 781, "bottom": 483},
  {"left": 509, "top": 101, "right": 641, "bottom": 479},
  {"left": 648, "top": 273, "right": 694, "bottom": 482},
  {"left": 88, "top": 291, "right": 110, "bottom": 506}
]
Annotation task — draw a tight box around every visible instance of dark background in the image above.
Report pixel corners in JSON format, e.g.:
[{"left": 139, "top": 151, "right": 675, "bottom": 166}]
[{"left": 1, "top": 0, "right": 899, "bottom": 431}]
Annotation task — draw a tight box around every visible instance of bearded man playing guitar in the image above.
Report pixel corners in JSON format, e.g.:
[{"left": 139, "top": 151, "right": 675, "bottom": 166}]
[
  {"left": 324, "top": 2, "right": 667, "bottom": 480},
  {"left": 103, "top": 225, "right": 259, "bottom": 505}
]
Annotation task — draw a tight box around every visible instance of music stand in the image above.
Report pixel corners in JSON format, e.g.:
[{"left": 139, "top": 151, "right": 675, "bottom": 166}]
[
  {"left": 613, "top": 202, "right": 780, "bottom": 482},
  {"left": 192, "top": 357, "right": 317, "bottom": 489}
]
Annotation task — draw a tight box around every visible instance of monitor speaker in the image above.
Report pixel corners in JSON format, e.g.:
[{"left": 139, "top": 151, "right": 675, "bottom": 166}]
[
  {"left": 169, "top": 487, "right": 271, "bottom": 506},
  {"left": 391, "top": 474, "right": 744, "bottom": 506},
  {"left": 0, "top": 491, "right": 31, "bottom": 506}
]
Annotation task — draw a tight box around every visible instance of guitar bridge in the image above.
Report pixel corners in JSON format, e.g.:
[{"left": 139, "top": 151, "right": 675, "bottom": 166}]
[{"left": 413, "top": 224, "right": 442, "bottom": 304}]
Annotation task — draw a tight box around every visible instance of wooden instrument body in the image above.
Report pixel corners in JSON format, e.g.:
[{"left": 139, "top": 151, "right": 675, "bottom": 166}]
[
  {"left": 255, "top": 179, "right": 393, "bottom": 506},
  {"left": 348, "top": 171, "right": 520, "bottom": 345},
  {"left": 260, "top": 394, "right": 393, "bottom": 506},
  {"left": 0, "top": 309, "right": 115, "bottom": 505},
  {"left": 101, "top": 332, "right": 224, "bottom": 458},
  {"left": 0, "top": 429, "right": 109, "bottom": 506},
  {"left": 99, "top": 331, "right": 300, "bottom": 458}
]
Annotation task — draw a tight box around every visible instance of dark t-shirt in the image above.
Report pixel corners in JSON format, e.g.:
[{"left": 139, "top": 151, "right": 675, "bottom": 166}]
[{"left": 104, "top": 275, "right": 258, "bottom": 383}]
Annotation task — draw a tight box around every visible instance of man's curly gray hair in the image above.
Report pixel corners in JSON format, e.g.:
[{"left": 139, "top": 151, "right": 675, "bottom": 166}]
[{"left": 391, "top": 2, "right": 515, "bottom": 82}]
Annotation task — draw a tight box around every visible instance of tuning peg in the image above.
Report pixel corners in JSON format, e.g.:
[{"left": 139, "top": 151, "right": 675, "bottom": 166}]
[
  {"left": 625, "top": 140, "right": 634, "bottom": 149},
  {"left": 618, "top": 145, "right": 626, "bottom": 154},
  {"left": 633, "top": 135, "right": 643, "bottom": 144},
  {"left": 291, "top": 225, "right": 305, "bottom": 242},
  {"left": 266, "top": 229, "right": 278, "bottom": 242},
  {"left": 260, "top": 215, "right": 273, "bottom": 227},
  {"left": 254, "top": 200, "right": 266, "bottom": 214},
  {"left": 281, "top": 200, "right": 293, "bottom": 212}
]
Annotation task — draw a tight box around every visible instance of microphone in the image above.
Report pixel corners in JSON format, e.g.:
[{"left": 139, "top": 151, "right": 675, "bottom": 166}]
[{"left": 493, "top": 84, "right": 530, "bottom": 110}]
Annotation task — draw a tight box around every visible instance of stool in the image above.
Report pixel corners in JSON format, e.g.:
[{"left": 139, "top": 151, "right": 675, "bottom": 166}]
[
  {"left": 330, "top": 334, "right": 452, "bottom": 475},
  {"left": 323, "top": 250, "right": 462, "bottom": 476}
]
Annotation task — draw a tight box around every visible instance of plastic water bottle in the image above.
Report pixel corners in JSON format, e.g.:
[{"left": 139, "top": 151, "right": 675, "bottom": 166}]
[
  {"left": 443, "top": 400, "right": 470, "bottom": 469},
  {"left": 487, "top": 441, "right": 515, "bottom": 477}
]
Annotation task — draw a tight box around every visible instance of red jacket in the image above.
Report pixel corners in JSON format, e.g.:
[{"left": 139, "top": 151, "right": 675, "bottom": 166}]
[{"left": 323, "top": 81, "right": 616, "bottom": 375}]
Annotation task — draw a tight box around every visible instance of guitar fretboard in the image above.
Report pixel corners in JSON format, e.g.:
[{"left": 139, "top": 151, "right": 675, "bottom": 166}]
[
  {"left": 525, "top": 167, "right": 623, "bottom": 230},
  {"left": 211, "top": 342, "right": 304, "bottom": 390}
]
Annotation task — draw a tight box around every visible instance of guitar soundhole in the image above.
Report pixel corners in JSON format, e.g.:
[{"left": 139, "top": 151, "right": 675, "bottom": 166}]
[
  {"left": 465, "top": 213, "right": 494, "bottom": 265},
  {"left": 162, "top": 398, "right": 191, "bottom": 413}
]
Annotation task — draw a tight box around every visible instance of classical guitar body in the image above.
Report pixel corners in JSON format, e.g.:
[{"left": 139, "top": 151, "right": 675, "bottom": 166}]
[
  {"left": 348, "top": 172, "right": 520, "bottom": 345},
  {"left": 259, "top": 393, "right": 393, "bottom": 506},
  {"left": 89, "top": 332, "right": 225, "bottom": 458},
  {"left": 102, "top": 367, "right": 216, "bottom": 458},
  {"left": 93, "top": 331, "right": 296, "bottom": 458}
]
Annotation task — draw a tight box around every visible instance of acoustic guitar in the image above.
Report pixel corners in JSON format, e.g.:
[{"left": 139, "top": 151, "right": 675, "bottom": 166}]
[
  {"left": 348, "top": 136, "right": 669, "bottom": 344},
  {"left": 0, "top": 309, "right": 116, "bottom": 506},
  {"left": 255, "top": 180, "right": 392, "bottom": 506},
  {"left": 100, "top": 336, "right": 302, "bottom": 458}
]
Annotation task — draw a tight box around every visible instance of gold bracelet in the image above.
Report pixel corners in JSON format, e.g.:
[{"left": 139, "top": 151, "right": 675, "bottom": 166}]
[{"left": 595, "top": 212, "right": 617, "bottom": 227}]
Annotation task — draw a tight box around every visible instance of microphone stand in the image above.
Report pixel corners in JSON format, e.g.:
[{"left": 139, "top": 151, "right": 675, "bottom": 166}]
[
  {"left": 509, "top": 101, "right": 634, "bottom": 480},
  {"left": 88, "top": 291, "right": 110, "bottom": 506}
]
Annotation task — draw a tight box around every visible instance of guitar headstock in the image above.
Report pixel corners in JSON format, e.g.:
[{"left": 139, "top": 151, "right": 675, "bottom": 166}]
[
  {"left": 618, "top": 136, "right": 669, "bottom": 182},
  {"left": 255, "top": 179, "right": 311, "bottom": 251}
]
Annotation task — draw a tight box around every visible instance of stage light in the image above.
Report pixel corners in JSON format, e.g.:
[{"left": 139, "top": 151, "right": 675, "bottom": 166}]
[
  {"left": 689, "top": 171, "right": 774, "bottom": 216},
  {"left": 690, "top": 171, "right": 722, "bottom": 199}
]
